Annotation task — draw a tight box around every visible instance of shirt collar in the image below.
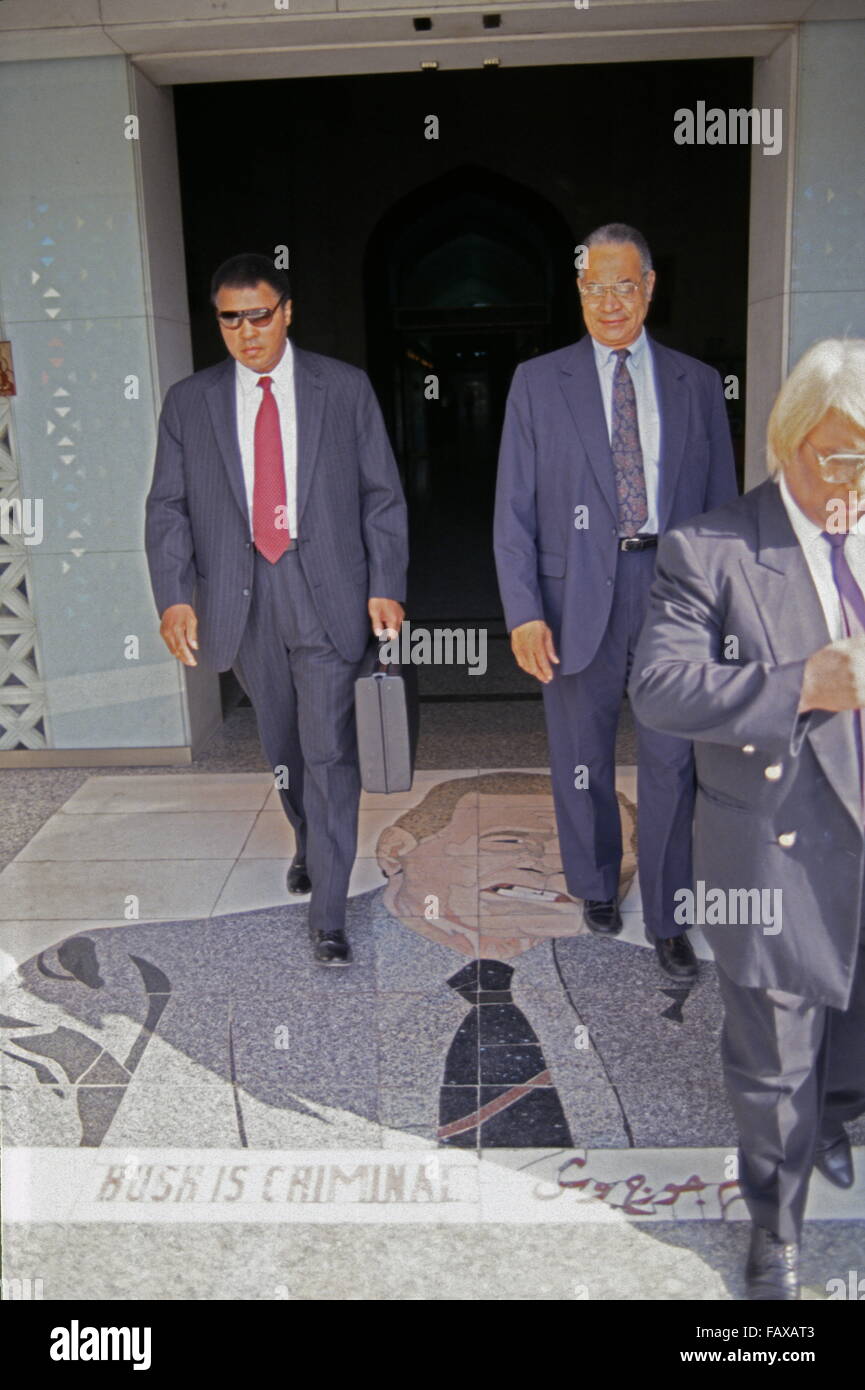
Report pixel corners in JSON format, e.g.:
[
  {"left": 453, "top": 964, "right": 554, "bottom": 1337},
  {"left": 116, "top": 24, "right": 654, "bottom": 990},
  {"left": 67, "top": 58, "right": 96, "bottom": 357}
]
[
  {"left": 235, "top": 337, "right": 293, "bottom": 393},
  {"left": 591, "top": 326, "right": 649, "bottom": 372},
  {"left": 778, "top": 469, "right": 865, "bottom": 548}
]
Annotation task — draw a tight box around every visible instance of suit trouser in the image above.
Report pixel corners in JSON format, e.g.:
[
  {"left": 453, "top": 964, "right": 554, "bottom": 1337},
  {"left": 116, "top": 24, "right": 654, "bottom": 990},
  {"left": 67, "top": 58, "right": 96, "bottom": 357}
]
[
  {"left": 232, "top": 547, "right": 362, "bottom": 935},
  {"left": 716, "top": 932, "right": 865, "bottom": 1243},
  {"left": 540, "top": 546, "right": 695, "bottom": 938}
]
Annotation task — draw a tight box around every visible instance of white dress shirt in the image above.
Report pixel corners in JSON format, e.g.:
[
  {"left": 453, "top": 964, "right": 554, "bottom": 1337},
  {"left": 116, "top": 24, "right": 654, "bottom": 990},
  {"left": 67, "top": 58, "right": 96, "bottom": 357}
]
[
  {"left": 591, "top": 327, "right": 661, "bottom": 536},
  {"left": 777, "top": 472, "right": 865, "bottom": 643},
  {"left": 235, "top": 339, "right": 298, "bottom": 539}
]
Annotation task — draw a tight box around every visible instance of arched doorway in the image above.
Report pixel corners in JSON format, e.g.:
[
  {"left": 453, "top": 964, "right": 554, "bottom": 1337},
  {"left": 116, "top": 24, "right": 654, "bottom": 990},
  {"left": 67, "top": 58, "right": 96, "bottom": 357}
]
[{"left": 364, "top": 167, "right": 579, "bottom": 622}]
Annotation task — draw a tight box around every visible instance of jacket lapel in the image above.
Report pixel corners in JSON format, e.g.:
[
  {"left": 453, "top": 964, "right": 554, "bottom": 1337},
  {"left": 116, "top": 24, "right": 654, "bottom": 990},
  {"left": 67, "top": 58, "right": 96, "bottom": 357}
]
[
  {"left": 652, "top": 339, "right": 689, "bottom": 531},
  {"left": 557, "top": 336, "right": 618, "bottom": 523},
  {"left": 743, "top": 480, "right": 861, "bottom": 825},
  {"left": 293, "top": 346, "right": 326, "bottom": 529},
  {"left": 205, "top": 359, "right": 248, "bottom": 524}
]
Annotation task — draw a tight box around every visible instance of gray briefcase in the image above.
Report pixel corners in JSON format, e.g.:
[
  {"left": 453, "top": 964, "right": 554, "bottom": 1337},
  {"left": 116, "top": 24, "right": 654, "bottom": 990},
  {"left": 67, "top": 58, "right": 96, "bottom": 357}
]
[{"left": 354, "top": 637, "right": 419, "bottom": 794}]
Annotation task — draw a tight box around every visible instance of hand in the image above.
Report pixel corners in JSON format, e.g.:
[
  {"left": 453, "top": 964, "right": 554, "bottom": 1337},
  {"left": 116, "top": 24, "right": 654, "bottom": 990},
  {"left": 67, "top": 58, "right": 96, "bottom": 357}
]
[
  {"left": 160, "top": 603, "right": 199, "bottom": 667},
  {"left": 369, "top": 598, "right": 405, "bottom": 639},
  {"left": 511, "top": 619, "right": 560, "bottom": 684},
  {"left": 799, "top": 636, "right": 865, "bottom": 712}
]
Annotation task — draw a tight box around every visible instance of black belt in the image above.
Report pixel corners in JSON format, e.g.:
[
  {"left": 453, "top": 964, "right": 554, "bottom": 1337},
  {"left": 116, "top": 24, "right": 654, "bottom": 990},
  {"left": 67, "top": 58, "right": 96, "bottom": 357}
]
[{"left": 618, "top": 535, "right": 658, "bottom": 552}]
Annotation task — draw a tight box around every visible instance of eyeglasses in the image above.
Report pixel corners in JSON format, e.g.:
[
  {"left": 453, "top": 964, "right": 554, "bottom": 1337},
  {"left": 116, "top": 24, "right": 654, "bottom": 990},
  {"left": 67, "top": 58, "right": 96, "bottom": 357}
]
[
  {"left": 578, "top": 277, "right": 646, "bottom": 300},
  {"left": 807, "top": 440, "right": 865, "bottom": 484},
  {"left": 216, "top": 295, "right": 287, "bottom": 329}
]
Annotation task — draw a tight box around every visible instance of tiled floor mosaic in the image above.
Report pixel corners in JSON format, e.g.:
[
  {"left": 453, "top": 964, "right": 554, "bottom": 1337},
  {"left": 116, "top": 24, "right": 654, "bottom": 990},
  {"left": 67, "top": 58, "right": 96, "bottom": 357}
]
[{"left": 2, "top": 771, "right": 863, "bottom": 1300}]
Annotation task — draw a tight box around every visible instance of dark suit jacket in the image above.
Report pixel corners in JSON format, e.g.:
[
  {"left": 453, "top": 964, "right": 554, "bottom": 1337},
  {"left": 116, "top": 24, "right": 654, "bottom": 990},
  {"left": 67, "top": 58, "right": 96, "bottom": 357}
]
[
  {"left": 145, "top": 346, "right": 408, "bottom": 671},
  {"left": 493, "top": 333, "right": 737, "bottom": 675},
  {"left": 630, "top": 478, "right": 864, "bottom": 1009}
]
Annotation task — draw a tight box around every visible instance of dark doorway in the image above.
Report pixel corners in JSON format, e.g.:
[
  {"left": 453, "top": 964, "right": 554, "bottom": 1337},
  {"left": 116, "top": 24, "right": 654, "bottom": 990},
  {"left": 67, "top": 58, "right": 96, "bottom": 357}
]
[
  {"left": 172, "top": 59, "right": 751, "bottom": 717},
  {"left": 364, "top": 167, "right": 579, "bottom": 621}
]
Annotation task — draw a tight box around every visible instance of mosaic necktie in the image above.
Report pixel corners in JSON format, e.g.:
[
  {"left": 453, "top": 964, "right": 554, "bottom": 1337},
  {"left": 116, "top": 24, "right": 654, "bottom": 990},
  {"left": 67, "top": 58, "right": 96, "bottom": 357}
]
[
  {"left": 823, "top": 529, "right": 865, "bottom": 808},
  {"left": 253, "top": 375, "right": 290, "bottom": 563},
  {"left": 611, "top": 348, "right": 648, "bottom": 538},
  {"left": 438, "top": 959, "right": 572, "bottom": 1148}
]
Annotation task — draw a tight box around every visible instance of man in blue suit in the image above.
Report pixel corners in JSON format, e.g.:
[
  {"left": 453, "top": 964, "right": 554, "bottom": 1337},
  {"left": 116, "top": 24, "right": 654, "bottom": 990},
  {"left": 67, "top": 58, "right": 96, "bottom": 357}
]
[
  {"left": 146, "top": 253, "right": 408, "bottom": 965},
  {"left": 494, "top": 224, "right": 737, "bottom": 978}
]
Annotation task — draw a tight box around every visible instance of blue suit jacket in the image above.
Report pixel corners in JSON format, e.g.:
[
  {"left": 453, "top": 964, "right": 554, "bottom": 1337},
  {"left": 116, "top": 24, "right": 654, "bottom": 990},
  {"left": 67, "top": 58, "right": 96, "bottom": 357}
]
[
  {"left": 493, "top": 333, "right": 738, "bottom": 675},
  {"left": 145, "top": 346, "right": 408, "bottom": 672},
  {"left": 629, "top": 480, "right": 862, "bottom": 1008}
]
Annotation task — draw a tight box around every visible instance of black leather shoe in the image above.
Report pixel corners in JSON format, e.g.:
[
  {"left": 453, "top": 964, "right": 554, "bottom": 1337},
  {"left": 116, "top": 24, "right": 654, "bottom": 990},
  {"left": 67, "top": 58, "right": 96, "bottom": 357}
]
[
  {"left": 745, "top": 1224, "right": 799, "bottom": 1300},
  {"left": 654, "top": 933, "right": 698, "bottom": 980},
  {"left": 814, "top": 1130, "right": 854, "bottom": 1189},
  {"left": 310, "top": 927, "right": 352, "bottom": 965},
  {"left": 583, "top": 899, "right": 622, "bottom": 935},
  {"left": 286, "top": 855, "right": 311, "bottom": 894}
]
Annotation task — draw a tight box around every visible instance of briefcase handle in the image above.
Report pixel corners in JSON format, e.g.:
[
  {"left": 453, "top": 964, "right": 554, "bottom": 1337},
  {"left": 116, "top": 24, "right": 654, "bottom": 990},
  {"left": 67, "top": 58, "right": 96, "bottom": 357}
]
[{"left": 374, "top": 630, "right": 402, "bottom": 675}]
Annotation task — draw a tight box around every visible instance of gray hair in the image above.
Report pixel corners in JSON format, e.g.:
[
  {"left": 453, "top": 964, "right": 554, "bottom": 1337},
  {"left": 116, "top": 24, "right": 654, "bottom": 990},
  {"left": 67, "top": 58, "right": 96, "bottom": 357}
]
[
  {"left": 767, "top": 337, "right": 865, "bottom": 477},
  {"left": 581, "top": 223, "right": 653, "bottom": 276}
]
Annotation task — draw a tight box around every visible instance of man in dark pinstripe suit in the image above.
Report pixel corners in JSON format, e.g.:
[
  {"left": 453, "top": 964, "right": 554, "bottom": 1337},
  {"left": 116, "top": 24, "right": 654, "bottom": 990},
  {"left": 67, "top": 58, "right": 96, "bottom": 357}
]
[{"left": 146, "top": 253, "right": 408, "bottom": 964}]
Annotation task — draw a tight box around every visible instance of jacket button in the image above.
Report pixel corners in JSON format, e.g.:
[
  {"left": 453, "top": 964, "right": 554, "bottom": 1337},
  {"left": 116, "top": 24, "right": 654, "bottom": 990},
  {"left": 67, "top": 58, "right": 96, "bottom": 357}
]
[
  {"left": 764, "top": 764, "right": 782, "bottom": 781},
  {"left": 777, "top": 831, "right": 797, "bottom": 847},
  {"left": 742, "top": 744, "right": 756, "bottom": 755},
  {"left": 242, "top": 588, "right": 250, "bottom": 596},
  {"left": 245, "top": 541, "right": 252, "bottom": 549},
  {"left": 606, "top": 578, "right": 613, "bottom": 586}
]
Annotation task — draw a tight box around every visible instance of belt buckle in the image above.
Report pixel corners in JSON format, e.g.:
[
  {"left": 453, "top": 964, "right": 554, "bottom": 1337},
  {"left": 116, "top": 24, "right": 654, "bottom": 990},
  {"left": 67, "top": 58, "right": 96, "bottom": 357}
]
[{"left": 620, "top": 537, "right": 638, "bottom": 551}]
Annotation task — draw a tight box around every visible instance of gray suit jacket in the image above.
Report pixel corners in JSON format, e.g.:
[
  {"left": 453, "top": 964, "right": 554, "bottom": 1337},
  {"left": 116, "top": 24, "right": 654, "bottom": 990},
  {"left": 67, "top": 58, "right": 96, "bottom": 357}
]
[
  {"left": 145, "top": 346, "right": 408, "bottom": 671},
  {"left": 493, "top": 333, "right": 737, "bottom": 675},
  {"left": 629, "top": 478, "right": 864, "bottom": 1008}
]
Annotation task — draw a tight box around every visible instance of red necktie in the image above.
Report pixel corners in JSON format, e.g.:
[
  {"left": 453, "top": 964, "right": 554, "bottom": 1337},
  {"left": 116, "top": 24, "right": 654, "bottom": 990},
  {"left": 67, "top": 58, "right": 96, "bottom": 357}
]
[{"left": 252, "top": 375, "right": 290, "bottom": 563}]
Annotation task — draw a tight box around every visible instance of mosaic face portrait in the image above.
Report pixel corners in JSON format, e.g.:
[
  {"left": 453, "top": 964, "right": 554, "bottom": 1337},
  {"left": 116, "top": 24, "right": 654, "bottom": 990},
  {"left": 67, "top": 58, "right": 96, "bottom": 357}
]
[{"left": 376, "top": 772, "right": 637, "bottom": 960}]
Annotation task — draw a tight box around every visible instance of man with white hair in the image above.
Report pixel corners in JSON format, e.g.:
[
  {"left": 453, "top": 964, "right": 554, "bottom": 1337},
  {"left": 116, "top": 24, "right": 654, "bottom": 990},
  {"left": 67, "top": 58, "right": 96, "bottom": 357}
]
[
  {"left": 494, "top": 222, "right": 737, "bottom": 980},
  {"left": 631, "top": 338, "right": 865, "bottom": 1300}
]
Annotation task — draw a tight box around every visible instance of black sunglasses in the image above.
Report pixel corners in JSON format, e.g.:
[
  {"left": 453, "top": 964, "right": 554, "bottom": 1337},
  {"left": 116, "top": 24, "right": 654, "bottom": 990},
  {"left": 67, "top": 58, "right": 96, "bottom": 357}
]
[{"left": 216, "top": 294, "right": 287, "bottom": 329}]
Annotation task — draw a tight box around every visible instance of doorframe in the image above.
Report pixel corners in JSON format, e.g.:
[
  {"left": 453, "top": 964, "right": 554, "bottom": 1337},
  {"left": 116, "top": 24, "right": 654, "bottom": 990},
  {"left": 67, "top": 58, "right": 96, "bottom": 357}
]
[
  {"left": 745, "top": 32, "right": 798, "bottom": 489},
  {"left": 0, "top": 29, "right": 798, "bottom": 765},
  {"left": 134, "top": 33, "right": 798, "bottom": 756},
  {"left": 139, "top": 35, "right": 799, "bottom": 493}
]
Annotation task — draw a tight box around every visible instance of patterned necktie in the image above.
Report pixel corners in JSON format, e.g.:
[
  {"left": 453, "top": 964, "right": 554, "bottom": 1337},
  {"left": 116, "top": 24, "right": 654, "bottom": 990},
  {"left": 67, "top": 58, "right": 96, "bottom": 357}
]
[
  {"left": 823, "top": 529, "right": 865, "bottom": 806},
  {"left": 253, "top": 375, "right": 290, "bottom": 563},
  {"left": 611, "top": 348, "right": 648, "bottom": 537},
  {"left": 438, "top": 959, "right": 572, "bottom": 1148}
]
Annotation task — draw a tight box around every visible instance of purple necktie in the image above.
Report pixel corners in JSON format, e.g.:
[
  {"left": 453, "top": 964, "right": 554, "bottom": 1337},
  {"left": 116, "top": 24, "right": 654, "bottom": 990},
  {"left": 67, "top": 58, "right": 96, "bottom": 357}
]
[
  {"left": 611, "top": 348, "right": 648, "bottom": 538},
  {"left": 823, "top": 530, "right": 865, "bottom": 807}
]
